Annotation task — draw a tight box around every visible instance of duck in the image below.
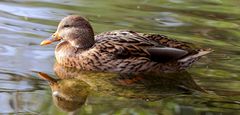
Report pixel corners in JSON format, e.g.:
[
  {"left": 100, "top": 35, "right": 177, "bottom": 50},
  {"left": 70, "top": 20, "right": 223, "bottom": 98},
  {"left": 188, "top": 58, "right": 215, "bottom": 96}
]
[{"left": 40, "top": 15, "right": 212, "bottom": 73}]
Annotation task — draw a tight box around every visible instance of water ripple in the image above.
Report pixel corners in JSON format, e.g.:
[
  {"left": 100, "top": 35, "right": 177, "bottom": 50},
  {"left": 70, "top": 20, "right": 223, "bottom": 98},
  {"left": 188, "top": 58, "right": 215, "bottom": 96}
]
[{"left": 0, "top": 45, "right": 16, "bottom": 56}]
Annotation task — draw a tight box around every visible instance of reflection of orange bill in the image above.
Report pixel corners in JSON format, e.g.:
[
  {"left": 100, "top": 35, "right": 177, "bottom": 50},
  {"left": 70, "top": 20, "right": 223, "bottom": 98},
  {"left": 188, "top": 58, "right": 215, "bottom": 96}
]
[{"left": 33, "top": 71, "right": 57, "bottom": 83}]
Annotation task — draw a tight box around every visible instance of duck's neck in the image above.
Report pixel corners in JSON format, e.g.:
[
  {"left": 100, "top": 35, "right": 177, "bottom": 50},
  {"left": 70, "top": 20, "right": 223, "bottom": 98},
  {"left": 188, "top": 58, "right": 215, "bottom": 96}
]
[
  {"left": 68, "top": 38, "right": 94, "bottom": 50},
  {"left": 56, "top": 41, "right": 87, "bottom": 53},
  {"left": 55, "top": 41, "right": 72, "bottom": 53},
  {"left": 55, "top": 41, "right": 80, "bottom": 66}
]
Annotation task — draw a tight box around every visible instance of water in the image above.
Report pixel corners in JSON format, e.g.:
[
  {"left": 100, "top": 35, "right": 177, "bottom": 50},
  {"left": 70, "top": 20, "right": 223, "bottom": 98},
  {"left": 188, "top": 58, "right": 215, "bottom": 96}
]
[{"left": 0, "top": 0, "right": 240, "bottom": 114}]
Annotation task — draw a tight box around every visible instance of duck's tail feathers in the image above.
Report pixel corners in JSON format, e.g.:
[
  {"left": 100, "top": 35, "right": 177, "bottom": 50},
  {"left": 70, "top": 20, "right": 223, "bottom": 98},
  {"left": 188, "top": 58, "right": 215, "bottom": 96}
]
[
  {"left": 179, "top": 48, "right": 213, "bottom": 62},
  {"left": 177, "top": 48, "right": 213, "bottom": 69}
]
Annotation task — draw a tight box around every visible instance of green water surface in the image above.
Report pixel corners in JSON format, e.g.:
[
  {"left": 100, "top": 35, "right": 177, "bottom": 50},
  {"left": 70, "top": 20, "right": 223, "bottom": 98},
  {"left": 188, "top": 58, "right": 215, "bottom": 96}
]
[{"left": 0, "top": 0, "right": 240, "bottom": 115}]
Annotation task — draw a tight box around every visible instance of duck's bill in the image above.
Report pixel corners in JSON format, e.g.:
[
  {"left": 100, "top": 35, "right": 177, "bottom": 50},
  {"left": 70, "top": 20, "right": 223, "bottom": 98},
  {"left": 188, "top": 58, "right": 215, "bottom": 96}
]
[
  {"left": 40, "top": 38, "right": 61, "bottom": 46},
  {"left": 40, "top": 34, "right": 61, "bottom": 46},
  {"left": 40, "top": 39, "right": 52, "bottom": 46}
]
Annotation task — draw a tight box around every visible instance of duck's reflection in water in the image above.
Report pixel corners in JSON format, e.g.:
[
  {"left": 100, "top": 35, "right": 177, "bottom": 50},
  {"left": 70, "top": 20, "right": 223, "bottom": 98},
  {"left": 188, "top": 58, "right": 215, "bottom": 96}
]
[{"left": 36, "top": 63, "right": 207, "bottom": 113}]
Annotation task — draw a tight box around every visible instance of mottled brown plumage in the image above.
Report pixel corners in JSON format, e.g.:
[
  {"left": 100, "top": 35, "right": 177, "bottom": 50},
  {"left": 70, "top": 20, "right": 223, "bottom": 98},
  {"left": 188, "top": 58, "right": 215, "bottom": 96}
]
[{"left": 41, "top": 15, "right": 212, "bottom": 73}]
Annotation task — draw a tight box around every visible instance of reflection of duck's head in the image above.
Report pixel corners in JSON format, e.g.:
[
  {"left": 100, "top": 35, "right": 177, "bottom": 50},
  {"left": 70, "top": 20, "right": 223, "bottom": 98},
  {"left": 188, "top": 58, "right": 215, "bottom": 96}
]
[{"left": 36, "top": 72, "right": 90, "bottom": 112}]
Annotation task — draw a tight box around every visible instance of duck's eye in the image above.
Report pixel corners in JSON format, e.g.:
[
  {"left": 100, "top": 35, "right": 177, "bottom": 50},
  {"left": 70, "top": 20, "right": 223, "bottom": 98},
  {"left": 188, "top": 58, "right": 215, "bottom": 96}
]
[{"left": 63, "top": 25, "right": 70, "bottom": 28}]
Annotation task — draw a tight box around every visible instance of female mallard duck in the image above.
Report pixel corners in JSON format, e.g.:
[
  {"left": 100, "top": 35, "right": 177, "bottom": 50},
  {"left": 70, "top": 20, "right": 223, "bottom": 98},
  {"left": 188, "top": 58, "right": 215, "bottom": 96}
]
[{"left": 40, "top": 15, "right": 212, "bottom": 73}]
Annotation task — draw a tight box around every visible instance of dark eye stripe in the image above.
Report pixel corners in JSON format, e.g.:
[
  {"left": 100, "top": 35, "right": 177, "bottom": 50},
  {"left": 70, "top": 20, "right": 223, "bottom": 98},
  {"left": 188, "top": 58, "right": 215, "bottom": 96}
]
[{"left": 63, "top": 25, "right": 70, "bottom": 28}]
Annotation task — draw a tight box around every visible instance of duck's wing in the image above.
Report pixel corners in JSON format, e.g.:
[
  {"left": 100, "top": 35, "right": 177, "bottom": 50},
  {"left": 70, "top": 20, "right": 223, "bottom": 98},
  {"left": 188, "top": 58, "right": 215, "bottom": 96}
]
[
  {"left": 95, "top": 30, "right": 209, "bottom": 62},
  {"left": 146, "top": 47, "right": 188, "bottom": 62},
  {"left": 138, "top": 32, "right": 198, "bottom": 52}
]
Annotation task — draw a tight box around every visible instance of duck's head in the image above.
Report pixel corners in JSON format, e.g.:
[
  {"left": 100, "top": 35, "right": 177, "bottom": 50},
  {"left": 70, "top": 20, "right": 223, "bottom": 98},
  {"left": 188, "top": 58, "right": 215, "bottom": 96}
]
[{"left": 40, "top": 15, "right": 95, "bottom": 49}]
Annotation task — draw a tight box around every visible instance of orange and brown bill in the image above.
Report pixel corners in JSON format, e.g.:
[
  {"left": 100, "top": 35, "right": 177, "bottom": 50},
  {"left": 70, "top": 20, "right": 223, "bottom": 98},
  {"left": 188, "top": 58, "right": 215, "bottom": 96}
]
[
  {"left": 32, "top": 71, "right": 57, "bottom": 84},
  {"left": 40, "top": 33, "right": 61, "bottom": 46}
]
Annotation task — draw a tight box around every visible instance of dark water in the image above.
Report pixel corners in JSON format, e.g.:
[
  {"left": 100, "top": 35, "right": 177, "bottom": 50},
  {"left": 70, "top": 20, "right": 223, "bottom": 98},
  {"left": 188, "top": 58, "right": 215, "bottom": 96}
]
[{"left": 0, "top": 0, "right": 240, "bottom": 114}]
